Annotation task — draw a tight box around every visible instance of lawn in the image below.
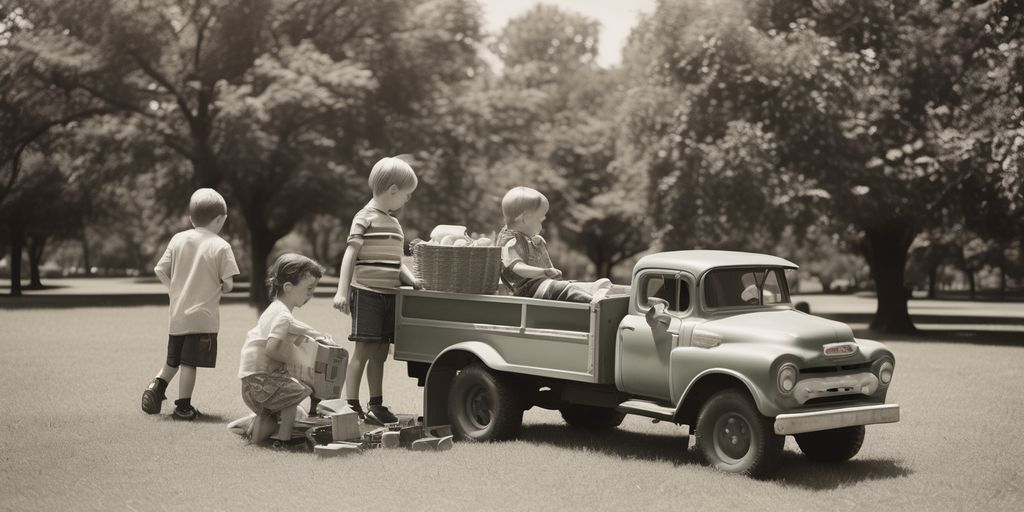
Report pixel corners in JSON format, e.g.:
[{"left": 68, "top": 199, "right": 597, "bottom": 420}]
[{"left": 1, "top": 302, "right": 1023, "bottom": 511}]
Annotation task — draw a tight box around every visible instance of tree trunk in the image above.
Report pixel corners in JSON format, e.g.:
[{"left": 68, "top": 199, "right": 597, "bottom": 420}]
[
  {"left": 999, "top": 255, "right": 1007, "bottom": 300},
  {"left": 819, "top": 277, "right": 833, "bottom": 293},
  {"left": 28, "top": 234, "right": 46, "bottom": 289},
  {"left": 862, "top": 224, "right": 916, "bottom": 333},
  {"left": 927, "top": 261, "right": 939, "bottom": 299},
  {"left": 248, "top": 220, "right": 277, "bottom": 312},
  {"left": 79, "top": 223, "right": 93, "bottom": 276},
  {"left": 8, "top": 221, "right": 24, "bottom": 296}
]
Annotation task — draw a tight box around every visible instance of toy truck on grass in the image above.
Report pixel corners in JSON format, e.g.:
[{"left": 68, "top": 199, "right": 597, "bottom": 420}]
[{"left": 394, "top": 250, "right": 900, "bottom": 477}]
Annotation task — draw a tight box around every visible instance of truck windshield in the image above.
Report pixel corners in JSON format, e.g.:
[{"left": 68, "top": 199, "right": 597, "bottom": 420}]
[{"left": 704, "top": 268, "right": 790, "bottom": 309}]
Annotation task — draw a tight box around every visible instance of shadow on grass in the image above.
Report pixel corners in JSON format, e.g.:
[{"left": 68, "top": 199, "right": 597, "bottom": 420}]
[
  {"left": 850, "top": 327, "right": 1024, "bottom": 348},
  {"left": 519, "top": 424, "right": 699, "bottom": 466},
  {"left": 518, "top": 424, "right": 912, "bottom": 489},
  {"left": 768, "top": 453, "right": 913, "bottom": 490},
  {"left": 0, "top": 283, "right": 69, "bottom": 291},
  {"left": 0, "top": 291, "right": 338, "bottom": 309},
  {"left": 156, "top": 412, "right": 228, "bottom": 424}
]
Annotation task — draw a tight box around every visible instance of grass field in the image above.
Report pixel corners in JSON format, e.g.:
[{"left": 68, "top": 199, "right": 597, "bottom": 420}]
[{"left": 2, "top": 302, "right": 1023, "bottom": 511}]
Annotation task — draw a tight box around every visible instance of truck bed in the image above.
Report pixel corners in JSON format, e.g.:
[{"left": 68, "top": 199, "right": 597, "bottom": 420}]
[{"left": 394, "top": 289, "right": 629, "bottom": 385}]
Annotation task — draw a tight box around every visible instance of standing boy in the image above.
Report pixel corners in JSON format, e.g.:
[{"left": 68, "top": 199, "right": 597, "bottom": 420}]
[
  {"left": 332, "top": 156, "right": 422, "bottom": 425},
  {"left": 141, "top": 188, "right": 240, "bottom": 420}
]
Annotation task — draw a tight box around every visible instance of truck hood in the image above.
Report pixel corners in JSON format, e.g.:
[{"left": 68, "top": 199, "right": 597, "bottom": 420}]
[{"left": 698, "top": 310, "right": 855, "bottom": 353}]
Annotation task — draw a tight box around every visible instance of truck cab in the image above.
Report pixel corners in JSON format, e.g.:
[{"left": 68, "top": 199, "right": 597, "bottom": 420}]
[{"left": 395, "top": 250, "right": 899, "bottom": 477}]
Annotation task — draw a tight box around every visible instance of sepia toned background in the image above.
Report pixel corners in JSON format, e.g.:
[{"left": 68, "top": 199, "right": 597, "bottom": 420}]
[{"left": 2, "top": 1, "right": 1024, "bottom": 510}]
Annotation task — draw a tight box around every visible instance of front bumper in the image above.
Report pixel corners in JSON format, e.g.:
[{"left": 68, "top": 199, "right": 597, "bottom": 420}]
[{"left": 774, "top": 403, "right": 900, "bottom": 435}]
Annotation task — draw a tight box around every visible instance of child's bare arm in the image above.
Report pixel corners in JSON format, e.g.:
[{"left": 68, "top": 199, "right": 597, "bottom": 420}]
[
  {"left": 154, "top": 256, "right": 171, "bottom": 287},
  {"left": 511, "top": 263, "right": 559, "bottom": 279},
  {"left": 221, "top": 276, "right": 233, "bottom": 293},
  {"left": 400, "top": 263, "right": 423, "bottom": 289},
  {"left": 333, "top": 244, "right": 359, "bottom": 314},
  {"left": 155, "top": 269, "right": 171, "bottom": 287},
  {"left": 287, "top": 318, "right": 322, "bottom": 340},
  {"left": 265, "top": 336, "right": 295, "bottom": 364}
]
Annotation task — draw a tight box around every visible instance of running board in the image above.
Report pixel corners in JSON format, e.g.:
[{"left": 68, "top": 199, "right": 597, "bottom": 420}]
[{"left": 617, "top": 399, "right": 676, "bottom": 421}]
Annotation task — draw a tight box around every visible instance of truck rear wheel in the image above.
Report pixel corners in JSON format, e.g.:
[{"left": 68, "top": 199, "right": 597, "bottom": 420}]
[
  {"left": 448, "top": 363, "right": 523, "bottom": 442},
  {"left": 694, "top": 390, "right": 783, "bottom": 478},
  {"left": 795, "top": 425, "right": 865, "bottom": 462},
  {"left": 559, "top": 405, "right": 626, "bottom": 430}
]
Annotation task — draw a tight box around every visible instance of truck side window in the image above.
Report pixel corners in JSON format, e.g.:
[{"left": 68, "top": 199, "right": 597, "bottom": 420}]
[{"left": 640, "top": 275, "right": 690, "bottom": 312}]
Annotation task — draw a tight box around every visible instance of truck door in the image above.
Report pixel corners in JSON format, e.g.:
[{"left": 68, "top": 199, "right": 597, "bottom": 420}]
[{"left": 617, "top": 271, "right": 691, "bottom": 401}]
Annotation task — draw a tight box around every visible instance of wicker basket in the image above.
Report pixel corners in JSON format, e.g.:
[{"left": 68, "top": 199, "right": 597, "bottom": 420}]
[{"left": 413, "top": 243, "right": 501, "bottom": 294}]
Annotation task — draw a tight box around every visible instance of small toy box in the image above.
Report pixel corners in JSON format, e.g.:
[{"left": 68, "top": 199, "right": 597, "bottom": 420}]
[{"left": 289, "top": 337, "right": 348, "bottom": 400}]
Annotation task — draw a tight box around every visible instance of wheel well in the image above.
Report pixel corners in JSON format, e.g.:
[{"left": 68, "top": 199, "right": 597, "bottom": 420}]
[
  {"left": 675, "top": 373, "right": 752, "bottom": 428},
  {"left": 423, "top": 350, "right": 483, "bottom": 427}
]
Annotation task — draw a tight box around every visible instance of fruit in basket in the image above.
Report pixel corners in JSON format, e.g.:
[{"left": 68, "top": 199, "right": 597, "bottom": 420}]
[
  {"left": 440, "top": 235, "right": 457, "bottom": 246},
  {"left": 472, "top": 237, "right": 493, "bottom": 247},
  {"left": 453, "top": 238, "right": 469, "bottom": 247}
]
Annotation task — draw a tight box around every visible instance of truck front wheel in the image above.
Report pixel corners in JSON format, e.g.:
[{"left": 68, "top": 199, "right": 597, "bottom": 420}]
[
  {"left": 795, "top": 425, "right": 865, "bottom": 462},
  {"left": 448, "top": 363, "right": 523, "bottom": 442},
  {"left": 694, "top": 390, "right": 783, "bottom": 478},
  {"left": 560, "top": 405, "right": 626, "bottom": 430}
]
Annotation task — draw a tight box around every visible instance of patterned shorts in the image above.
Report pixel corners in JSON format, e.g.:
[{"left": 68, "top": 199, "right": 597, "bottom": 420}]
[{"left": 241, "top": 369, "right": 311, "bottom": 416}]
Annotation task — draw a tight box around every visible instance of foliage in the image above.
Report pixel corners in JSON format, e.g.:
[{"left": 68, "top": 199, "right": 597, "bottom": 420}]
[{"left": 619, "top": 0, "right": 1024, "bottom": 331}]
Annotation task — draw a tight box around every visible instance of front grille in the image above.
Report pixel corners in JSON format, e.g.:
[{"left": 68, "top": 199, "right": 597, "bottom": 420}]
[{"left": 801, "top": 362, "right": 872, "bottom": 374}]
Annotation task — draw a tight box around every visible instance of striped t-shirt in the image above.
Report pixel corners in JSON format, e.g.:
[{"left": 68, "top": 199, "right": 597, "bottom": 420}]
[{"left": 348, "top": 200, "right": 404, "bottom": 293}]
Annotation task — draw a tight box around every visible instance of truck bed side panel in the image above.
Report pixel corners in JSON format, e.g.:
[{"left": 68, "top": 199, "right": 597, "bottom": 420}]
[{"left": 394, "top": 290, "right": 628, "bottom": 384}]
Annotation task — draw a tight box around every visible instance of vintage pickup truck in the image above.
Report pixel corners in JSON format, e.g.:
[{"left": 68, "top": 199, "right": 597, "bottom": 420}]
[{"left": 394, "top": 250, "right": 899, "bottom": 476}]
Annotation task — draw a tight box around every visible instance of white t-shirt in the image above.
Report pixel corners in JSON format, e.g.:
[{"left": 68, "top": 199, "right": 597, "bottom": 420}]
[
  {"left": 154, "top": 227, "right": 239, "bottom": 335},
  {"left": 238, "top": 300, "right": 296, "bottom": 378}
]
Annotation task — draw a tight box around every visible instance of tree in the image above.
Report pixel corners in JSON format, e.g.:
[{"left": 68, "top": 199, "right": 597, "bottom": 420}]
[
  {"left": 620, "top": 0, "right": 1024, "bottom": 332},
  {"left": 18, "top": 0, "right": 484, "bottom": 308}
]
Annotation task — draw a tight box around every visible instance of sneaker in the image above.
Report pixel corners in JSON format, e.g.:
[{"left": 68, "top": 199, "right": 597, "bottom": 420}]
[
  {"left": 367, "top": 404, "right": 398, "bottom": 425},
  {"left": 141, "top": 379, "right": 166, "bottom": 414},
  {"left": 172, "top": 405, "right": 201, "bottom": 421}
]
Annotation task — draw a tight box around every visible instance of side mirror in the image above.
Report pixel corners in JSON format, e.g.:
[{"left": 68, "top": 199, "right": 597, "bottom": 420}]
[
  {"left": 645, "top": 297, "right": 673, "bottom": 331},
  {"left": 794, "top": 301, "right": 810, "bottom": 314}
]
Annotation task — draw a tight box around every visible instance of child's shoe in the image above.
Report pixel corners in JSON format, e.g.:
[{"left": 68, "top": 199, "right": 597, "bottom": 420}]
[
  {"left": 141, "top": 378, "right": 167, "bottom": 414},
  {"left": 367, "top": 404, "right": 399, "bottom": 425},
  {"left": 172, "top": 404, "right": 202, "bottom": 421}
]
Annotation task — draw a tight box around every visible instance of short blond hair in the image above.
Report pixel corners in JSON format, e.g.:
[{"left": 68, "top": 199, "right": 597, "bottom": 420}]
[
  {"left": 501, "top": 186, "right": 549, "bottom": 225},
  {"left": 368, "top": 156, "right": 417, "bottom": 196},
  {"left": 189, "top": 188, "right": 227, "bottom": 227}
]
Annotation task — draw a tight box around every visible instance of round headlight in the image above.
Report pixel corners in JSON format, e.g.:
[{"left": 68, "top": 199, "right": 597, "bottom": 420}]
[
  {"left": 878, "top": 359, "right": 894, "bottom": 385},
  {"left": 778, "top": 363, "right": 798, "bottom": 394}
]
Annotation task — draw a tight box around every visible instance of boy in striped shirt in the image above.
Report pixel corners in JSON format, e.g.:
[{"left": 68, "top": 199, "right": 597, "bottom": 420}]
[{"left": 333, "top": 156, "right": 422, "bottom": 424}]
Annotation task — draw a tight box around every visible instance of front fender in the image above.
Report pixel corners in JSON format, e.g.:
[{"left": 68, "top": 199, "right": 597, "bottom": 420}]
[{"left": 670, "top": 343, "right": 791, "bottom": 417}]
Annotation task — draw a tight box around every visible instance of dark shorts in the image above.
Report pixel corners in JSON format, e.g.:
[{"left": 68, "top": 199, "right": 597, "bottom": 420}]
[
  {"left": 349, "top": 287, "right": 395, "bottom": 343},
  {"left": 166, "top": 333, "right": 218, "bottom": 368}
]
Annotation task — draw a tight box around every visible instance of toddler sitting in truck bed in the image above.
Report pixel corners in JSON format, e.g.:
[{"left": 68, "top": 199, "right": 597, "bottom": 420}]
[{"left": 497, "top": 187, "right": 612, "bottom": 303}]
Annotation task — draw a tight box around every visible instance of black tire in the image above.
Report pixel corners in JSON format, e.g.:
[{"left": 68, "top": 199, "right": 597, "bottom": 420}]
[
  {"left": 448, "top": 363, "right": 523, "bottom": 442},
  {"left": 795, "top": 425, "right": 865, "bottom": 462},
  {"left": 694, "top": 389, "right": 783, "bottom": 478},
  {"left": 559, "top": 405, "right": 626, "bottom": 430}
]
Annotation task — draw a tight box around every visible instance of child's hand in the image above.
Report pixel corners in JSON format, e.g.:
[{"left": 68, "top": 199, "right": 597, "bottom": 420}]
[
  {"left": 412, "top": 278, "right": 425, "bottom": 290},
  {"left": 544, "top": 268, "right": 562, "bottom": 279},
  {"left": 333, "top": 293, "right": 350, "bottom": 315}
]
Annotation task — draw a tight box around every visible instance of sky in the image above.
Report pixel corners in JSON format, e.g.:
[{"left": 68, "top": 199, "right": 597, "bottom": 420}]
[{"left": 476, "top": 0, "right": 658, "bottom": 67}]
